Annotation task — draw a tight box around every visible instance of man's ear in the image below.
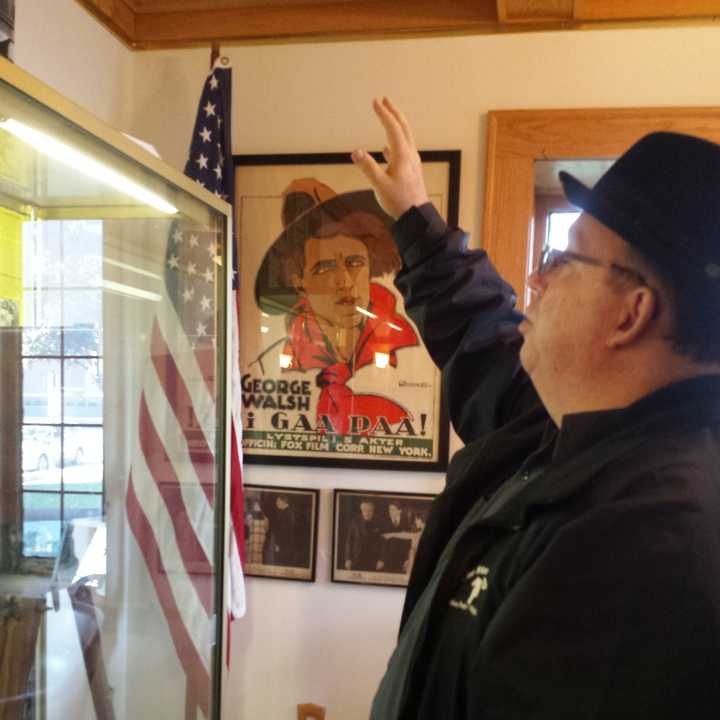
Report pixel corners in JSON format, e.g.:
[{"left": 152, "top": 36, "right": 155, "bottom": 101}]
[{"left": 607, "top": 286, "right": 660, "bottom": 348}]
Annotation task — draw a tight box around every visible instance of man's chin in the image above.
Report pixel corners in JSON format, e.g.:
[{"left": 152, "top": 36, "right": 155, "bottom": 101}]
[
  {"left": 518, "top": 342, "right": 534, "bottom": 376},
  {"left": 334, "top": 315, "right": 364, "bottom": 330}
]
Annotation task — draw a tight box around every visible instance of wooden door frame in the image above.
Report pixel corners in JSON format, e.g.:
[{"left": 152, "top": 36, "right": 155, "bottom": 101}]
[{"left": 482, "top": 107, "right": 720, "bottom": 308}]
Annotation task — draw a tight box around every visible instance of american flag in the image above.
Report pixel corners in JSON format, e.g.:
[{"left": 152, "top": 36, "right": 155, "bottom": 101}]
[
  {"left": 125, "top": 64, "right": 244, "bottom": 720},
  {"left": 181, "top": 63, "right": 246, "bottom": 625}
]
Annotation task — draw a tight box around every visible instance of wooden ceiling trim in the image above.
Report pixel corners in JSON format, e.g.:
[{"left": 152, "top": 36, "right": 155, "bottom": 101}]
[
  {"left": 76, "top": 0, "right": 136, "bottom": 46},
  {"left": 497, "top": 0, "right": 573, "bottom": 23},
  {"left": 575, "top": 0, "right": 720, "bottom": 21},
  {"left": 75, "top": 0, "right": 720, "bottom": 48},
  {"left": 132, "top": 0, "right": 499, "bottom": 47},
  {"left": 498, "top": 0, "right": 720, "bottom": 23}
]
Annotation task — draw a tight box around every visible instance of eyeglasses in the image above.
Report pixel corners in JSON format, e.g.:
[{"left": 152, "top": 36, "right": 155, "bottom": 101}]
[{"left": 537, "top": 247, "right": 649, "bottom": 287}]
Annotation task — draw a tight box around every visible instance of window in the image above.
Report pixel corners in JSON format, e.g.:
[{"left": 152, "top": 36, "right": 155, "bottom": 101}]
[
  {"left": 547, "top": 210, "right": 580, "bottom": 251},
  {"left": 21, "top": 219, "right": 103, "bottom": 558}
]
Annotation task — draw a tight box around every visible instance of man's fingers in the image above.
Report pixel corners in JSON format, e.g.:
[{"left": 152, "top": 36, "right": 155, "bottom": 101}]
[
  {"left": 382, "top": 97, "right": 417, "bottom": 150},
  {"left": 351, "top": 149, "right": 386, "bottom": 187},
  {"left": 372, "top": 97, "right": 409, "bottom": 157}
]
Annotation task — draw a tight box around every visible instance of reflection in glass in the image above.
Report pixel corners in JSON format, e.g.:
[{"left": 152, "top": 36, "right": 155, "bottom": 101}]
[
  {"left": 1, "top": 61, "right": 226, "bottom": 719},
  {"left": 22, "top": 425, "right": 61, "bottom": 483},
  {"left": 22, "top": 288, "right": 63, "bottom": 338},
  {"left": 22, "top": 491, "right": 61, "bottom": 557},
  {"left": 63, "top": 358, "right": 102, "bottom": 424},
  {"left": 64, "top": 492, "right": 103, "bottom": 522},
  {"left": 64, "top": 425, "right": 103, "bottom": 492},
  {"left": 22, "top": 357, "right": 61, "bottom": 423}
]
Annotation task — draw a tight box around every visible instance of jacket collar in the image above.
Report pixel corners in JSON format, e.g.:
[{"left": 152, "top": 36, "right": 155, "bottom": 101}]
[
  {"left": 553, "top": 374, "right": 720, "bottom": 462},
  {"left": 480, "top": 374, "right": 720, "bottom": 530}
]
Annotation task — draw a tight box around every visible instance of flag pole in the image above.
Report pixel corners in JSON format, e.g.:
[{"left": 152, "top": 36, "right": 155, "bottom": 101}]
[{"left": 210, "top": 43, "right": 220, "bottom": 70}]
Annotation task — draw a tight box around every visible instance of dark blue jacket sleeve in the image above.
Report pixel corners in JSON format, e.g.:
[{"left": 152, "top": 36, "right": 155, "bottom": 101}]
[{"left": 393, "top": 203, "right": 539, "bottom": 444}]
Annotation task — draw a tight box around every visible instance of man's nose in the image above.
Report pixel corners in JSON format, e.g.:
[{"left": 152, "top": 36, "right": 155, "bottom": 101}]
[{"left": 334, "top": 264, "right": 353, "bottom": 287}]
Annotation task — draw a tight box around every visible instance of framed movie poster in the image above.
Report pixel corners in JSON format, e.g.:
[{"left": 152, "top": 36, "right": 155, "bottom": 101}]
[
  {"left": 243, "top": 484, "right": 319, "bottom": 582},
  {"left": 234, "top": 151, "right": 459, "bottom": 471},
  {"left": 332, "top": 489, "right": 434, "bottom": 588}
]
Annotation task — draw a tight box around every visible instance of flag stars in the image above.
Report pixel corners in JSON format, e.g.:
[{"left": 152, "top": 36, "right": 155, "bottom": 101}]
[
  {"left": 204, "top": 101, "right": 216, "bottom": 117},
  {"left": 207, "top": 241, "right": 217, "bottom": 257},
  {"left": 214, "top": 164, "right": 223, "bottom": 180},
  {"left": 186, "top": 261, "right": 197, "bottom": 276},
  {"left": 199, "top": 127, "right": 212, "bottom": 143},
  {"left": 200, "top": 296, "right": 212, "bottom": 311},
  {"left": 202, "top": 266, "right": 214, "bottom": 283},
  {"left": 173, "top": 229, "right": 184, "bottom": 244},
  {"left": 189, "top": 234, "right": 199, "bottom": 247},
  {"left": 209, "top": 74, "right": 219, "bottom": 90},
  {"left": 196, "top": 154, "right": 209, "bottom": 170},
  {"left": 196, "top": 321, "right": 208, "bottom": 337},
  {"left": 167, "top": 254, "right": 180, "bottom": 270},
  {"left": 182, "top": 286, "right": 195, "bottom": 303}
]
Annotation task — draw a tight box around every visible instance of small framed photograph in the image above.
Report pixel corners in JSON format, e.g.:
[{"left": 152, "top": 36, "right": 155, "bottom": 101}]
[
  {"left": 234, "top": 150, "right": 459, "bottom": 472},
  {"left": 332, "top": 489, "right": 434, "bottom": 587},
  {"left": 243, "top": 484, "right": 319, "bottom": 582}
]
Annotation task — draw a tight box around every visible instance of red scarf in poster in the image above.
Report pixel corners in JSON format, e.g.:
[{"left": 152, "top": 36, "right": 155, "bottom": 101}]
[{"left": 283, "top": 283, "right": 418, "bottom": 434}]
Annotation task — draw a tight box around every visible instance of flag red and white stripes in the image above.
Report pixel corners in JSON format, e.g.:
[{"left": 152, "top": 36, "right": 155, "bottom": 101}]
[{"left": 125, "top": 63, "right": 244, "bottom": 719}]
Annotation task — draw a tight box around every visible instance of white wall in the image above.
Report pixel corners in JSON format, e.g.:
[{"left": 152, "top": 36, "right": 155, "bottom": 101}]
[
  {"left": 129, "top": 24, "right": 720, "bottom": 720},
  {"left": 13, "top": 0, "right": 134, "bottom": 130}
]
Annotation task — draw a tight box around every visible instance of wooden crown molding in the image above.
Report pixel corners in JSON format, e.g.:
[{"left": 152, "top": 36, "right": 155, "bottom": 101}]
[{"left": 75, "top": 0, "right": 720, "bottom": 49}]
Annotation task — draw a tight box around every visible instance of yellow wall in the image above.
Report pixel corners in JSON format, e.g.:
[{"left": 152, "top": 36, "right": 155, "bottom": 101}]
[{"left": 0, "top": 207, "right": 23, "bottom": 321}]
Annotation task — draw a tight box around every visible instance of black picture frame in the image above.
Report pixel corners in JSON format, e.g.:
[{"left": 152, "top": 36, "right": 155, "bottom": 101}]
[
  {"left": 234, "top": 150, "right": 460, "bottom": 472},
  {"left": 243, "top": 484, "right": 320, "bottom": 582},
  {"left": 331, "top": 488, "right": 435, "bottom": 588}
]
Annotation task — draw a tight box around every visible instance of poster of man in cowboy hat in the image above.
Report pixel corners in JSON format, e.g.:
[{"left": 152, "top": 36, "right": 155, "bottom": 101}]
[{"left": 235, "top": 155, "right": 457, "bottom": 468}]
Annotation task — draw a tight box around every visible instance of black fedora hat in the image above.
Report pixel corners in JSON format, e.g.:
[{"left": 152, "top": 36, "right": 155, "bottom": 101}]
[
  {"left": 254, "top": 178, "right": 395, "bottom": 315},
  {"left": 560, "top": 132, "right": 720, "bottom": 283}
]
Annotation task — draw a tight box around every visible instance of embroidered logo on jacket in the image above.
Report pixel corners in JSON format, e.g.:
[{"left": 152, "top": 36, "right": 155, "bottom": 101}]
[{"left": 449, "top": 564, "right": 489, "bottom": 617}]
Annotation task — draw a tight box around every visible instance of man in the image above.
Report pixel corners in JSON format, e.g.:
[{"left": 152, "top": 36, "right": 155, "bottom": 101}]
[
  {"left": 268, "top": 494, "right": 299, "bottom": 567},
  {"left": 380, "top": 501, "right": 412, "bottom": 573},
  {"left": 352, "top": 97, "right": 720, "bottom": 719},
  {"left": 252, "top": 178, "right": 418, "bottom": 434},
  {"left": 344, "top": 499, "right": 383, "bottom": 572}
]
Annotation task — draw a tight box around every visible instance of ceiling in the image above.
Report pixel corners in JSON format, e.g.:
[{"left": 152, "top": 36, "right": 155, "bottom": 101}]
[{"left": 75, "top": 0, "right": 720, "bottom": 49}]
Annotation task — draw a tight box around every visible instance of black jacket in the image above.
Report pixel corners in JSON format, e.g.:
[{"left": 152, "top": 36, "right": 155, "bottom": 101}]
[{"left": 370, "top": 204, "right": 720, "bottom": 720}]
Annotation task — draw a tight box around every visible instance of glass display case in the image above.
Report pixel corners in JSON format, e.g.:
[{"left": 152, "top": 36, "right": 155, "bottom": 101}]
[{"left": 0, "top": 57, "right": 230, "bottom": 719}]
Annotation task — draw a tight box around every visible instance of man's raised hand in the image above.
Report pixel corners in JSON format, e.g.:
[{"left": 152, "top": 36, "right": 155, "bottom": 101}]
[{"left": 352, "top": 97, "right": 429, "bottom": 219}]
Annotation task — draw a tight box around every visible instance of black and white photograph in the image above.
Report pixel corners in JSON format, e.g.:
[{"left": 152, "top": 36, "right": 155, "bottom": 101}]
[
  {"left": 243, "top": 484, "right": 319, "bottom": 582},
  {"left": 332, "top": 489, "right": 434, "bottom": 587}
]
